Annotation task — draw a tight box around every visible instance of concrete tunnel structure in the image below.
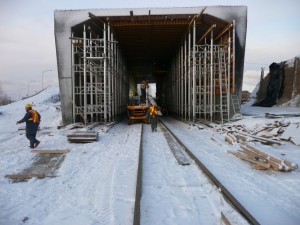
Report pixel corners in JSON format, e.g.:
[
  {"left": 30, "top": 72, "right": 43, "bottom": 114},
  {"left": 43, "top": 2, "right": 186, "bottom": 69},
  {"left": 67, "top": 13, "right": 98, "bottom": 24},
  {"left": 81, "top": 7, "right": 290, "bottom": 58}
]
[{"left": 54, "top": 6, "right": 247, "bottom": 125}]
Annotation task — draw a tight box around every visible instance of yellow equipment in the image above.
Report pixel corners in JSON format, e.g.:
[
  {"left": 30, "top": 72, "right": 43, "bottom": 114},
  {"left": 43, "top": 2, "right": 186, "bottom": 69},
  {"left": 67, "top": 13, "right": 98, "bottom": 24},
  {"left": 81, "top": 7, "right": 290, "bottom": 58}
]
[{"left": 127, "top": 104, "right": 149, "bottom": 125}]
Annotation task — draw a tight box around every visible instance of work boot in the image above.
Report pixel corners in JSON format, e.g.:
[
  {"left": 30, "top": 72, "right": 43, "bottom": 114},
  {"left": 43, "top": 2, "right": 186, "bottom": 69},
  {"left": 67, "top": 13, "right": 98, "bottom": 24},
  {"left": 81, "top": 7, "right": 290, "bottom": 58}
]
[
  {"left": 30, "top": 144, "right": 34, "bottom": 149},
  {"left": 34, "top": 140, "right": 40, "bottom": 148}
]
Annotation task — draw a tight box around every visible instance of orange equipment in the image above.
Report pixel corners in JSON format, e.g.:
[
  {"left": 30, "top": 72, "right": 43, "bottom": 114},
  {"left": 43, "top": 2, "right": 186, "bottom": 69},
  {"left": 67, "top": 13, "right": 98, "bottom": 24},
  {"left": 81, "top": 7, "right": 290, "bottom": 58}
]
[{"left": 127, "top": 104, "right": 149, "bottom": 125}]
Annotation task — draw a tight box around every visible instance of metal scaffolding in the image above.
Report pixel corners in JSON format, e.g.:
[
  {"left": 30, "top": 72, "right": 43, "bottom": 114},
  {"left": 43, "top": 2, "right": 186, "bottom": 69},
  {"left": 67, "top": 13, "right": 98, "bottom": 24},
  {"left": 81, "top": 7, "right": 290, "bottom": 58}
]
[
  {"left": 166, "top": 21, "right": 236, "bottom": 124},
  {"left": 71, "top": 23, "right": 128, "bottom": 125}
]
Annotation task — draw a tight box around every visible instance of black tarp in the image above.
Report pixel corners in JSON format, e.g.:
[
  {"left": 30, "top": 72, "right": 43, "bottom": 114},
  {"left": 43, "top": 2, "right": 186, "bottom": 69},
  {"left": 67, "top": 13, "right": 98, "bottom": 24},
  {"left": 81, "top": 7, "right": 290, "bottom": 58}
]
[{"left": 253, "top": 62, "right": 285, "bottom": 107}]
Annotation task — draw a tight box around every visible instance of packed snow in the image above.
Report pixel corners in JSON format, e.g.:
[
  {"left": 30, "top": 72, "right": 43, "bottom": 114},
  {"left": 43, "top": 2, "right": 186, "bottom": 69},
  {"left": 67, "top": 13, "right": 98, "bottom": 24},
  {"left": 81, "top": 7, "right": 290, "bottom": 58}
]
[{"left": 0, "top": 85, "right": 300, "bottom": 225}]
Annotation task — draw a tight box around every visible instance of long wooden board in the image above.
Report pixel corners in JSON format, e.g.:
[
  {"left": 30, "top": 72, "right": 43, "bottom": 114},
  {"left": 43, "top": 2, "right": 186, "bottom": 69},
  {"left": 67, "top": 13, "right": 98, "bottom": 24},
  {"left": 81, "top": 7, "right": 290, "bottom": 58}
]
[
  {"left": 5, "top": 173, "right": 45, "bottom": 180},
  {"left": 31, "top": 150, "right": 70, "bottom": 154},
  {"left": 239, "top": 132, "right": 282, "bottom": 145}
]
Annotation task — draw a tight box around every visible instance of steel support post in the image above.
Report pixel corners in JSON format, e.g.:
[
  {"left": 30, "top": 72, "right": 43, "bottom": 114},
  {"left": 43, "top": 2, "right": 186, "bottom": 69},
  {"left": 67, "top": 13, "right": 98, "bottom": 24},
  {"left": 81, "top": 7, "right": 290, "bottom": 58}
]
[
  {"left": 232, "top": 20, "right": 236, "bottom": 95},
  {"left": 71, "top": 33, "right": 75, "bottom": 123},
  {"left": 210, "top": 29, "right": 213, "bottom": 122},
  {"left": 227, "top": 36, "right": 231, "bottom": 121},
  {"left": 204, "top": 44, "right": 207, "bottom": 121},
  {"left": 103, "top": 23, "right": 107, "bottom": 123},
  {"left": 108, "top": 24, "right": 112, "bottom": 122},
  {"left": 89, "top": 31, "right": 94, "bottom": 123},
  {"left": 111, "top": 32, "right": 116, "bottom": 120},
  {"left": 192, "top": 21, "right": 196, "bottom": 122},
  {"left": 83, "top": 25, "right": 87, "bottom": 126},
  {"left": 184, "top": 37, "right": 187, "bottom": 121},
  {"left": 188, "top": 29, "right": 191, "bottom": 122},
  {"left": 181, "top": 44, "right": 184, "bottom": 119}
]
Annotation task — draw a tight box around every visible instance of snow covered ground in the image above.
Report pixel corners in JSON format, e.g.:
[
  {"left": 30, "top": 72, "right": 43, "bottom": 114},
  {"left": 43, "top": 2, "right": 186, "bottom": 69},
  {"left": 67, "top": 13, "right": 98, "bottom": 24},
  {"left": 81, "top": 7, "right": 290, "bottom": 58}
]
[{"left": 0, "top": 85, "right": 300, "bottom": 225}]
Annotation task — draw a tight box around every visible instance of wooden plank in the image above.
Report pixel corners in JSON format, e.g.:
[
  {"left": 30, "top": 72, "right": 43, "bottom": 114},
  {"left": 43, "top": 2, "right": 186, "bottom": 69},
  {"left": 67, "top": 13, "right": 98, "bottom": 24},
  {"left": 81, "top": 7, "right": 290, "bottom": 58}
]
[
  {"left": 31, "top": 150, "right": 70, "bottom": 154},
  {"left": 239, "top": 132, "right": 282, "bottom": 145},
  {"left": 235, "top": 151, "right": 271, "bottom": 170},
  {"left": 68, "top": 139, "right": 96, "bottom": 143},
  {"left": 244, "top": 144, "right": 297, "bottom": 171},
  {"left": 67, "top": 133, "right": 97, "bottom": 137},
  {"left": 160, "top": 124, "right": 190, "bottom": 166},
  {"left": 280, "top": 124, "right": 298, "bottom": 140},
  {"left": 253, "top": 165, "right": 270, "bottom": 170},
  {"left": 235, "top": 133, "right": 250, "bottom": 142},
  {"left": 225, "top": 135, "right": 235, "bottom": 145},
  {"left": 270, "top": 127, "right": 280, "bottom": 135},
  {"left": 240, "top": 147, "right": 268, "bottom": 163},
  {"left": 265, "top": 112, "right": 300, "bottom": 118},
  {"left": 229, "top": 149, "right": 271, "bottom": 170},
  {"left": 67, "top": 137, "right": 97, "bottom": 140},
  {"left": 5, "top": 173, "right": 45, "bottom": 179},
  {"left": 252, "top": 127, "right": 268, "bottom": 135}
]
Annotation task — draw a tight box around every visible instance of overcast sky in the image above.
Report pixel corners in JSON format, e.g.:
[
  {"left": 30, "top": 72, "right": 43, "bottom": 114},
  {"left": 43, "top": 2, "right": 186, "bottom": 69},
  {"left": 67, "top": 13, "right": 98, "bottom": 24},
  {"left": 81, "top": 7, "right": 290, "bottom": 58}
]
[{"left": 0, "top": 0, "right": 299, "bottom": 99}]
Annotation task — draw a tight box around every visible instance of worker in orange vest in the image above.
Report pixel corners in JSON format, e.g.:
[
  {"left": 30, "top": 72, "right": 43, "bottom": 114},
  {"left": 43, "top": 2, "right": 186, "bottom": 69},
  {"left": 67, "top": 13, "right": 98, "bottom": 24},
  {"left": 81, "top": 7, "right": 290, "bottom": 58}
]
[
  {"left": 16, "top": 103, "right": 41, "bottom": 149},
  {"left": 149, "top": 104, "right": 159, "bottom": 132}
]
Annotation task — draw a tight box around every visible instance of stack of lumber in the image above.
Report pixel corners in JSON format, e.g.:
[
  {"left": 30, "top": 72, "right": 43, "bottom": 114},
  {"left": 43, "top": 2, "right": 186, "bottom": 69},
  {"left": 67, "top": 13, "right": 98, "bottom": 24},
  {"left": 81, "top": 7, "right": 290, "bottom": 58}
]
[
  {"left": 225, "top": 133, "right": 237, "bottom": 145},
  {"left": 229, "top": 144, "right": 298, "bottom": 172},
  {"left": 67, "top": 131, "right": 98, "bottom": 143}
]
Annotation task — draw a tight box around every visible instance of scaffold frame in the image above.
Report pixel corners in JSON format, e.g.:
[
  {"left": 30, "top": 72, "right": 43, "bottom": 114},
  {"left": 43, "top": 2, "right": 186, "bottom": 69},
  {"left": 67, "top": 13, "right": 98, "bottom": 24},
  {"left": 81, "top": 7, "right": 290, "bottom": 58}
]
[
  {"left": 166, "top": 20, "right": 236, "bottom": 124},
  {"left": 71, "top": 23, "right": 128, "bottom": 125}
]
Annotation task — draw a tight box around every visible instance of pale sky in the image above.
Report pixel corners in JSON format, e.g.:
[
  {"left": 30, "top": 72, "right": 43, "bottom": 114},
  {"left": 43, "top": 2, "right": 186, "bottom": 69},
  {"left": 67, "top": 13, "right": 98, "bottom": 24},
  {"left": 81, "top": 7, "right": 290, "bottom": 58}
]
[{"left": 0, "top": 0, "right": 299, "bottom": 99}]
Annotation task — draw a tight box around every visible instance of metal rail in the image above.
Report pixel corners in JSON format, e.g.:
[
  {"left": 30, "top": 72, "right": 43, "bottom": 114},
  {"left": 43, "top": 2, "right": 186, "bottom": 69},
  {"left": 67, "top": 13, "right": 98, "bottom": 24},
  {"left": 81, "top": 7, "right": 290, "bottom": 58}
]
[
  {"left": 159, "top": 120, "right": 260, "bottom": 225},
  {"left": 133, "top": 124, "right": 143, "bottom": 225}
]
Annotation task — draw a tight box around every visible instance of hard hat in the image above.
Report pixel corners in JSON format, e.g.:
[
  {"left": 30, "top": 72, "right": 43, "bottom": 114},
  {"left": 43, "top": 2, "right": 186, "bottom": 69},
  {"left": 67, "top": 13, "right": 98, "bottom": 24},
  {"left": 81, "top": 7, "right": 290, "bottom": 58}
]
[{"left": 24, "top": 103, "right": 31, "bottom": 108}]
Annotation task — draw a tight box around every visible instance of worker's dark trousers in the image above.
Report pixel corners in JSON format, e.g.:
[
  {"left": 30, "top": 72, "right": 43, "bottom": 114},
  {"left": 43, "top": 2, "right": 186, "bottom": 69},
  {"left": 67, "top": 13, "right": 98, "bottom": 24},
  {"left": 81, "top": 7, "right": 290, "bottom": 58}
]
[
  {"left": 149, "top": 116, "right": 158, "bottom": 132},
  {"left": 26, "top": 123, "right": 39, "bottom": 147},
  {"left": 26, "top": 132, "right": 38, "bottom": 147}
]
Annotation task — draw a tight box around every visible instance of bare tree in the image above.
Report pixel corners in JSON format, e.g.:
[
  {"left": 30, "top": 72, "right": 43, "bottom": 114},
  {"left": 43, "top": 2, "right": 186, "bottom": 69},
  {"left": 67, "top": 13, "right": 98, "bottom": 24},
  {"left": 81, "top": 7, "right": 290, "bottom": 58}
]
[{"left": 0, "top": 81, "right": 12, "bottom": 105}]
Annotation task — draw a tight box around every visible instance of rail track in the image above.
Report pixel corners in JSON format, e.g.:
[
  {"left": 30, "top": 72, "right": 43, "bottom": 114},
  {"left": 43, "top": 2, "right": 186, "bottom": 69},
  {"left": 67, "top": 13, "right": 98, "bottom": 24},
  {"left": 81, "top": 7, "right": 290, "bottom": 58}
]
[{"left": 133, "top": 120, "right": 259, "bottom": 225}]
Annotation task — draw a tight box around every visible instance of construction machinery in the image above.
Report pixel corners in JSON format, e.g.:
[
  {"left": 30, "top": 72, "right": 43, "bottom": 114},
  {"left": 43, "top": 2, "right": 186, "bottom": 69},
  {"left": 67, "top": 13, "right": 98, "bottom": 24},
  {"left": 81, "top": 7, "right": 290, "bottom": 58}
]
[
  {"left": 127, "top": 95, "right": 162, "bottom": 125},
  {"left": 127, "top": 95, "right": 149, "bottom": 125}
]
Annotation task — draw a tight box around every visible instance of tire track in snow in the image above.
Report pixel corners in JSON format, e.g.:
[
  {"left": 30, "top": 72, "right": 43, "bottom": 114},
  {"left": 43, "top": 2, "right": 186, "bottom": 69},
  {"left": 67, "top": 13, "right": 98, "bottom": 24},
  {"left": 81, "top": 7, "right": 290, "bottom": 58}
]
[{"left": 94, "top": 122, "right": 141, "bottom": 225}]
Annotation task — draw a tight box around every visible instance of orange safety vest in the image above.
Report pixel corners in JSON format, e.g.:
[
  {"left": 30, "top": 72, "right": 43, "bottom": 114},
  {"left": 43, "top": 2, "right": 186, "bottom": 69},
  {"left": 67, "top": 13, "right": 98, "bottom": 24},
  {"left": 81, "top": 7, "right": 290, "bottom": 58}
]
[
  {"left": 28, "top": 109, "right": 40, "bottom": 123},
  {"left": 149, "top": 106, "right": 158, "bottom": 116}
]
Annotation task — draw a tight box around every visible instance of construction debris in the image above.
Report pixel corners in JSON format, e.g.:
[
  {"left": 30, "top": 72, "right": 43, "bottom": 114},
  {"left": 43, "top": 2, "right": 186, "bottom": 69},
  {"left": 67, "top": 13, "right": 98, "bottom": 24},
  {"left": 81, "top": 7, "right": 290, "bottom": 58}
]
[
  {"left": 265, "top": 112, "right": 300, "bottom": 118},
  {"left": 221, "top": 120, "right": 300, "bottom": 146},
  {"left": 280, "top": 123, "right": 300, "bottom": 145},
  {"left": 67, "top": 131, "right": 98, "bottom": 143},
  {"left": 228, "top": 144, "right": 298, "bottom": 172}
]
